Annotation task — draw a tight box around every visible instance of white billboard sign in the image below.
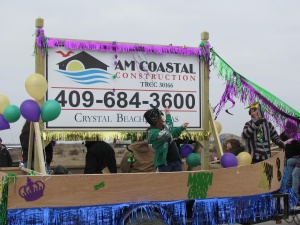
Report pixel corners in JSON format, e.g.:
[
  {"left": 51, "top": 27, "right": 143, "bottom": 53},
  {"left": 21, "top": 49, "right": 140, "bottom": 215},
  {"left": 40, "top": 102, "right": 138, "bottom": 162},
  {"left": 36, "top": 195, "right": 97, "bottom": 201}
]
[{"left": 46, "top": 47, "right": 202, "bottom": 130}]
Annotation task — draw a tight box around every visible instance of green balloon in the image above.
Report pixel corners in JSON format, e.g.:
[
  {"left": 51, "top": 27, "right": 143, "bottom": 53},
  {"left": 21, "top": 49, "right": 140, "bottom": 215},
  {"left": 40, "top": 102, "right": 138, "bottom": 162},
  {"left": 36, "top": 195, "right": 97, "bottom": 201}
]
[
  {"left": 186, "top": 153, "right": 201, "bottom": 167},
  {"left": 41, "top": 100, "right": 61, "bottom": 122},
  {"left": 3, "top": 105, "right": 21, "bottom": 123}
]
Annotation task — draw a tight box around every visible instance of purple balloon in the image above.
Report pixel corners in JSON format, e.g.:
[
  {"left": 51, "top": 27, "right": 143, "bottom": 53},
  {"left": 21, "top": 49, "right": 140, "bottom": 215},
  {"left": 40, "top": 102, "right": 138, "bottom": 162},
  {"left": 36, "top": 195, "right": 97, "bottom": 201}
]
[
  {"left": 180, "top": 144, "right": 193, "bottom": 158},
  {"left": 0, "top": 114, "right": 10, "bottom": 130},
  {"left": 20, "top": 99, "right": 41, "bottom": 122},
  {"left": 220, "top": 152, "right": 238, "bottom": 168}
]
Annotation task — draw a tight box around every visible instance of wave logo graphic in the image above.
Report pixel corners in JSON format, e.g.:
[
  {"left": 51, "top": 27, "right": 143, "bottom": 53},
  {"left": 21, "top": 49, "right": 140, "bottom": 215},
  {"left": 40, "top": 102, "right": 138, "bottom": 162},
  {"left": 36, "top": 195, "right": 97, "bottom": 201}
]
[
  {"left": 56, "top": 68, "right": 112, "bottom": 85},
  {"left": 56, "top": 51, "right": 112, "bottom": 85}
]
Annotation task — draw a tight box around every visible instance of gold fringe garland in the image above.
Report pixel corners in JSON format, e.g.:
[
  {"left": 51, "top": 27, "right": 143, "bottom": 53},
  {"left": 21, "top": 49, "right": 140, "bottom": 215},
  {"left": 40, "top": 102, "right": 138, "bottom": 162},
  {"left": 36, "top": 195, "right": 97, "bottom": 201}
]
[{"left": 42, "top": 131, "right": 211, "bottom": 142}]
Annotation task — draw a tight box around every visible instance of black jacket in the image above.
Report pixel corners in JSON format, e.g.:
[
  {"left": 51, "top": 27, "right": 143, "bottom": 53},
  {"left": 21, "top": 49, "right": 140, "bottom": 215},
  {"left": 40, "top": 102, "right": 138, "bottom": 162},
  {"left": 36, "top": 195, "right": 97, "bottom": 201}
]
[
  {"left": 285, "top": 140, "right": 300, "bottom": 159},
  {"left": 20, "top": 131, "right": 33, "bottom": 163},
  {"left": 84, "top": 141, "right": 117, "bottom": 174},
  {"left": 45, "top": 142, "right": 53, "bottom": 165},
  {"left": 0, "top": 145, "right": 12, "bottom": 167}
]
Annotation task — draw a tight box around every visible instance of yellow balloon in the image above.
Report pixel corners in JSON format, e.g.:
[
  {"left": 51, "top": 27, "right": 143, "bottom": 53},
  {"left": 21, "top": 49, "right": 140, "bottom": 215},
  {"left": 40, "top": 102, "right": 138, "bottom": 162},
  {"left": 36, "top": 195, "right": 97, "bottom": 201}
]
[
  {"left": 215, "top": 121, "right": 222, "bottom": 134},
  {"left": 237, "top": 152, "right": 252, "bottom": 166},
  {"left": 209, "top": 120, "right": 222, "bottom": 134},
  {"left": 25, "top": 73, "right": 48, "bottom": 100},
  {"left": 0, "top": 94, "right": 10, "bottom": 114}
]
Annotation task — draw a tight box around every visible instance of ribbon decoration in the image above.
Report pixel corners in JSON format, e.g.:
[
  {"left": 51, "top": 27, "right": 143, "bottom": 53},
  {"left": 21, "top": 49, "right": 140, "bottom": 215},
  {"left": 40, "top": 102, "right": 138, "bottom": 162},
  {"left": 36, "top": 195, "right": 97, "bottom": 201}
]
[
  {"left": 126, "top": 146, "right": 136, "bottom": 163},
  {"left": 210, "top": 48, "right": 300, "bottom": 135},
  {"left": 35, "top": 28, "right": 48, "bottom": 57},
  {"left": 213, "top": 81, "right": 236, "bottom": 119}
]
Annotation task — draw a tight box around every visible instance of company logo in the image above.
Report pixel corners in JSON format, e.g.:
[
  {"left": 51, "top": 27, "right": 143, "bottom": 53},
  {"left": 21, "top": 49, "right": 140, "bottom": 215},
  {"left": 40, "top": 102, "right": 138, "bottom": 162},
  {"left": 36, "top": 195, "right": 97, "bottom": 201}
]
[{"left": 55, "top": 51, "right": 113, "bottom": 85}]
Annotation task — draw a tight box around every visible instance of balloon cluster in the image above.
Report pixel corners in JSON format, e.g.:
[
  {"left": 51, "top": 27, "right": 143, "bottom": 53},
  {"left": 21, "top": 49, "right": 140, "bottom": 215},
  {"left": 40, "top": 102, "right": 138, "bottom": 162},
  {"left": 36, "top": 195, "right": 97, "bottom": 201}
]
[
  {"left": 0, "top": 73, "right": 61, "bottom": 130},
  {"left": 220, "top": 152, "right": 252, "bottom": 168},
  {"left": 180, "top": 144, "right": 201, "bottom": 167}
]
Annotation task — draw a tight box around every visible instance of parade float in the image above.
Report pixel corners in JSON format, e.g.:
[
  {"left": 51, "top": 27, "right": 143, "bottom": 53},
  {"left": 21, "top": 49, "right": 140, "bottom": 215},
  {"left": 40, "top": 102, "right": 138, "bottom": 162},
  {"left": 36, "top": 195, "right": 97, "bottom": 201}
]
[{"left": 0, "top": 17, "right": 300, "bottom": 224}]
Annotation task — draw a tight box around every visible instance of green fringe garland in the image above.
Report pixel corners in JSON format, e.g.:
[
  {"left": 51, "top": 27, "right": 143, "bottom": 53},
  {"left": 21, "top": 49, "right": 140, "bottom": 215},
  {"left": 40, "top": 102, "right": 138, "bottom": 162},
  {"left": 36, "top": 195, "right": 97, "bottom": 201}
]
[
  {"left": 0, "top": 173, "right": 17, "bottom": 225},
  {"left": 210, "top": 48, "right": 300, "bottom": 119},
  {"left": 244, "top": 77, "right": 300, "bottom": 118}
]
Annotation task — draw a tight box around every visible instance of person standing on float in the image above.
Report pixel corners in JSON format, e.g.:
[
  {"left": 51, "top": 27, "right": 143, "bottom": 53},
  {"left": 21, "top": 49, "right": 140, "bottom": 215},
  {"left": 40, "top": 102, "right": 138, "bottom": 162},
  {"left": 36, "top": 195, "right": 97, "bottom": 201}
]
[
  {"left": 241, "top": 102, "right": 285, "bottom": 163},
  {"left": 144, "top": 107, "right": 189, "bottom": 172}
]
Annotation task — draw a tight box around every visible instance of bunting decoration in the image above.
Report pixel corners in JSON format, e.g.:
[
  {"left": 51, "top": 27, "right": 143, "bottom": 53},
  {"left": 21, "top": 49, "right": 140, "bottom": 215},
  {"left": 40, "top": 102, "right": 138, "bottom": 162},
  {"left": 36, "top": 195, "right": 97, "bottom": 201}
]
[{"left": 211, "top": 49, "right": 300, "bottom": 137}]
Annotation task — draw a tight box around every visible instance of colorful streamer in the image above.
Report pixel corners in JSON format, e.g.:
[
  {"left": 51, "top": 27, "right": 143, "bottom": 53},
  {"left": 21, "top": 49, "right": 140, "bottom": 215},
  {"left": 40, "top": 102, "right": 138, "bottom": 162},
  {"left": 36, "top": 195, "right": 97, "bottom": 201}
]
[{"left": 211, "top": 49, "right": 300, "bottom": 135}]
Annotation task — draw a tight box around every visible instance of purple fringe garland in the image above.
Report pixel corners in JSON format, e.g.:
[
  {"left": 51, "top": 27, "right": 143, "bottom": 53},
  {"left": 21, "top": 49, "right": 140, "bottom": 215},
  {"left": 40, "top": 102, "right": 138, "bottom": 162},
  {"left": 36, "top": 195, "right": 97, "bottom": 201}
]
[
  {"left": 36, "top": 28, "right": 211, "bottom": 63},
  {"left": 212, "top": 81, "right": 236, "bottom": 119},
  {"left": 239, "top": 77, "right": 300, "bottom": 139},
  {"left": 47, "top": 38, "right": 201, "bottom": 55},
  {"left": 35, "top": 28, "right": 46, "bottom": 57},
  {"left": 213, "top": 73, "right": 300, "bottom": 139}
]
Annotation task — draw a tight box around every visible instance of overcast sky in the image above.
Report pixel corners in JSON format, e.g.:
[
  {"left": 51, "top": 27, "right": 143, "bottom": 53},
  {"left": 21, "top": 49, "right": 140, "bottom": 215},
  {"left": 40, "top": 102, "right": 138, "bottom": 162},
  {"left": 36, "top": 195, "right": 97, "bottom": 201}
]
[{"left": 0, "top": 0, "right": 299, "bottom": 144}]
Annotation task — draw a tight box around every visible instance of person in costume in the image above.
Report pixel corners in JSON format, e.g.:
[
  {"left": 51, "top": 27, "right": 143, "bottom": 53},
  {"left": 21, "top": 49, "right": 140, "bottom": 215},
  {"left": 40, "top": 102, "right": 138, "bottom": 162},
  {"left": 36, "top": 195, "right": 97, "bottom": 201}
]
[
  {"left": 120, "top": 140, "right": 155, "bottom": 173},
  {"left": 144, "top": 107, "right": 189, "bottom": 172},
  {"left": 241, "top": 102, "right": 285, "bottom": 163}
]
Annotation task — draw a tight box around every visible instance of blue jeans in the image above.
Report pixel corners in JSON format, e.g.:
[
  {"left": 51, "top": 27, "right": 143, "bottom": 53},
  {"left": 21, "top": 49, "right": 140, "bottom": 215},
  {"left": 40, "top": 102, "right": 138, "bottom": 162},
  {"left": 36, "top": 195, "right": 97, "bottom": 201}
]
[
  {"left": 157, "top": 161, "right": 182, "bottom": 172},
  {"left": 287, "top": 157, "right": 298, "bottom": 188},
  {"left": 23, "top": 161, "right": 34, "bottom": 170},
  {"left": 23, "top": 161, "right": 50, "bottom": 173},
  {"left": 292, "top": 167, "right": 300, "bottom": 199}
]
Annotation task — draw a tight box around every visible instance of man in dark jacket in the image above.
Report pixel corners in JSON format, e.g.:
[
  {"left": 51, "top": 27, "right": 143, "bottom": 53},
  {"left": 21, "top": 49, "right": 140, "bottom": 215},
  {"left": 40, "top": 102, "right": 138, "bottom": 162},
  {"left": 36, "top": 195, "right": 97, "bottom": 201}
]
[
  {"left": 84, "top": 141, "right": 117, "bottom": 174},
  {"left": 0, "top": 137, "right": 12, "bottom": 167}
]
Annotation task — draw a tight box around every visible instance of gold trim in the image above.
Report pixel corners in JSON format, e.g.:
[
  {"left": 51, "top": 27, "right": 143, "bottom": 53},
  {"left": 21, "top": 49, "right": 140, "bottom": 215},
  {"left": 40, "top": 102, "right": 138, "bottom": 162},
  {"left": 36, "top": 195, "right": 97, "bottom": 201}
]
[{"left": 43, "top": 131, "right": 211, "bottom": 141}]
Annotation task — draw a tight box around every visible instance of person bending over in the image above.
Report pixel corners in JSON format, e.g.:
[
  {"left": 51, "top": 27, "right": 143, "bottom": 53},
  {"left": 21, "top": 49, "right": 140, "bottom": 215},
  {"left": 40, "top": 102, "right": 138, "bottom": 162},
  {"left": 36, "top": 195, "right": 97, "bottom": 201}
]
[{"left": 84, "top": 141, "right": 117, "bottom": 174}]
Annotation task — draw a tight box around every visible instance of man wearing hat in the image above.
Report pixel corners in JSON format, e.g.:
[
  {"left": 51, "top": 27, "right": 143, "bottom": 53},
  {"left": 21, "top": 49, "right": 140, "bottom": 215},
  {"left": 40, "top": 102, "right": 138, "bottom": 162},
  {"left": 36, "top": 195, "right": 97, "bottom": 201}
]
[
  {"left": 0, "top": 137, "right": 12, "bottom": 167},
  {"left": 144, "top": 107, "right": 189, "bottom": 172},
  {"left": 241, "top": 102, "right": 284, "bottom": 163}
]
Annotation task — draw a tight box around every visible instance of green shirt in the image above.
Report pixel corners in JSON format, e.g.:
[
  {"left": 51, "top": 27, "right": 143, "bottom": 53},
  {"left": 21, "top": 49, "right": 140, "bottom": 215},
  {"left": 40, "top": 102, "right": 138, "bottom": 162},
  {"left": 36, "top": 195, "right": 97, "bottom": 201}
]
[{"left": 147, "top": 114, "right": 184, "bottom": 167}]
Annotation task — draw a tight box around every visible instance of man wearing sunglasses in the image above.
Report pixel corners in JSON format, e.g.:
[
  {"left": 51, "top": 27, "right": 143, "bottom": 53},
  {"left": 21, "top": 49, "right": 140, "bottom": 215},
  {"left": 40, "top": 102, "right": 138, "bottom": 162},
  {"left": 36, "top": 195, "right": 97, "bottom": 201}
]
[{"left": 242, "top": 102, "right": 285, "bottom": 163}]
